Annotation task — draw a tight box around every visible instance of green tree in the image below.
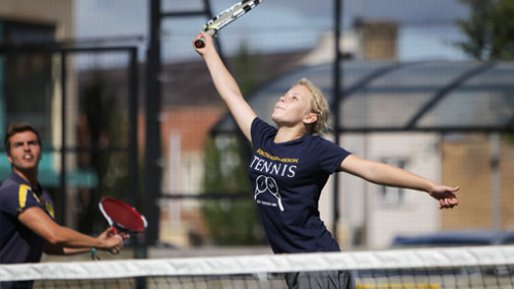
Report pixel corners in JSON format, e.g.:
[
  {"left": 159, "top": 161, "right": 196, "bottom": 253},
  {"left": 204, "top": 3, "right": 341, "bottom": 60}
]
[
  {"left": 77, "top": 72, "right": 130, "bottom": 234},
  {"left": 456, "top": 0, "right": 514, "bottom": 60},
  {"left": 234, "top": 42, "right": 257, "bottom": 94},
  {"left": 200, "top": 43, "right": 265, "bottom": 245},
  {"left": 201, "top": 137, "right": 264, "bottom": 245}
]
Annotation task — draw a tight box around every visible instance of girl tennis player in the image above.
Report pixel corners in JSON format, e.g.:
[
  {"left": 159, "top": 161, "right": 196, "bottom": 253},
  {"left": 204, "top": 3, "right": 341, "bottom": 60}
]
[{"left": 194, "top": 32, "right": 459, "bottom": 289}]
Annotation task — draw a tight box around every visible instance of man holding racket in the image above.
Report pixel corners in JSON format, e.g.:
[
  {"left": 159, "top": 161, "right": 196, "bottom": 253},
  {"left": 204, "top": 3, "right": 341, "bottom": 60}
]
[
  {"left": 0, "top": 122, "right": 125, "bottom": 289},
  {"left": 194, "top": 33, "right": 459, "bottom": 289}
]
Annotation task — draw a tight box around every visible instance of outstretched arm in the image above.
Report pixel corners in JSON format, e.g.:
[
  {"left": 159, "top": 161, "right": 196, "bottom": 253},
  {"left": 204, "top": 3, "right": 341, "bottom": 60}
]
[
  {"left": 19, "top": 207, "right": 124, "bottom": 255},
  {"left": 340, "top": 154, "right": 459, "bottom": 209},
  {"left": 193, "top": 32, "right": 256, "bottom": 142}
]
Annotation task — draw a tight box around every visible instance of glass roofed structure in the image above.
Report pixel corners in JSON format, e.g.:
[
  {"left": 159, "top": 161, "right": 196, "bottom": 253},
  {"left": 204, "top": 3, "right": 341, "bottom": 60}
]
[
  {"left": 212, "top": 60, "right": 514, "bottom": 134},
  {"left": 210, "top": 60, "right": 514, "bottom": 249}
]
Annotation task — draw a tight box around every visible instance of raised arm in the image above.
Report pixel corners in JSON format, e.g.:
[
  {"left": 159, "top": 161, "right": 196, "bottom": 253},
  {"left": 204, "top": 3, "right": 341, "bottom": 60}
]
[
  {"left": 340, "top": 154, "right": 460, "bottom": 209},
  {"left": 193, "top": 32, "right": 256, "bottom": 142}
]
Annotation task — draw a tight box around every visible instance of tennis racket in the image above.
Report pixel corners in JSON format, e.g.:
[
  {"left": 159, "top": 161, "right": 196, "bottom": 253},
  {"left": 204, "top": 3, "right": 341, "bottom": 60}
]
[
  {"left": 99, "top": 196, "right": 147, "bottom": 234},
  {"left": 194, "top": 0, "right": 263, "bottom": 48}
]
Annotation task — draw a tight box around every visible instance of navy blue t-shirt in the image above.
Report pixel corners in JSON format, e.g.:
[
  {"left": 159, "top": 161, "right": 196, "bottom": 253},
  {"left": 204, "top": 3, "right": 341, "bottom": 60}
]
[
  {"left": 0, "top": 173, "right": 54, "bottom": 264},
  {"left": 249, "top": 118, "right": 351, "bottom": 253}
]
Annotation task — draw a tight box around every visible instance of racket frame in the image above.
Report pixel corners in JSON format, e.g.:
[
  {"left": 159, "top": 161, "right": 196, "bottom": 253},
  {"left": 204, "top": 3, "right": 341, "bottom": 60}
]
[
  {"left": 194, "top": 0, "right": 262, "bottom": 48},
  {"left": 98, "top": 197, "right": 147, "bottom": 233}
]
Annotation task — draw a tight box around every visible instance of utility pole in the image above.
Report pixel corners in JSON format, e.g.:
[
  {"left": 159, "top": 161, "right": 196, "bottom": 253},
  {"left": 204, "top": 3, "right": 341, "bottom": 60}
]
[{"left": 145, "top": 0, "right": 163, "bottom": 246}]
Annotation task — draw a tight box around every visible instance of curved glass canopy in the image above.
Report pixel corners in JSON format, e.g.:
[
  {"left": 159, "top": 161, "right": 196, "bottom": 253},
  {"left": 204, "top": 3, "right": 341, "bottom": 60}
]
[{"left": 212, "top": 60, "right": 514, "bottom": 134}]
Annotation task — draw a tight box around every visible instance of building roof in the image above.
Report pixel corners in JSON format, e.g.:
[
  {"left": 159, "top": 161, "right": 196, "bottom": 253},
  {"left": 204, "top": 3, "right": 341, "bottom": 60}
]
[
  {"left": 212, "top": 60, "right": 514, "bottom": 134},
  {"left": 163, "top": 50, "right": 309, "bottom": 107},
  {"left": 77, "top": 50, "right": 310, "bottom": 108}
]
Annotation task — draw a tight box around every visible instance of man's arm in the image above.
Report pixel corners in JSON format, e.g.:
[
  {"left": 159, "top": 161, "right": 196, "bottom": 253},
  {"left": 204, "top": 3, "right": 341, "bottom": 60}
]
[
  {"left": 43, "top": 228, "right": 123, "bottom": 255},
  {"left": 18, "top": 206, "right": 123, "bottom": 255}
]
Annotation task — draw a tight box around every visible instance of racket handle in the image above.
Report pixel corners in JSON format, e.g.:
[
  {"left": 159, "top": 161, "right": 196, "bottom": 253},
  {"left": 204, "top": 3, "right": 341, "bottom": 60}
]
[
  {"left": 194, "top": 38, "right": 206, "bottom": 49},
  {"left": 194, "top": 29, "right": 216, "bottom": 49},
  {"left": 109, "top": 226, "right": 118, "bottom": 235}
]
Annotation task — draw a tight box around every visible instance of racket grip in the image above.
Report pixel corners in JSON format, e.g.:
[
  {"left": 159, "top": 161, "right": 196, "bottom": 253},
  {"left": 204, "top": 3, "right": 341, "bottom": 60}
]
[
  {"left": 194, "top": 38, "right": 206, "bottom": 49},
  {"left": 109, "top": 226, "right": 118, "bottom": 235},
  {"left": 194, "top": 29, "right": 216, "bottom": 49}
]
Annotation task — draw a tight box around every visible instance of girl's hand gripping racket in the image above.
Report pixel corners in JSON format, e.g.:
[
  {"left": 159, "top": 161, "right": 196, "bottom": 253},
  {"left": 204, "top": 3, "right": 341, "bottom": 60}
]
[
  {"left": 99, "top": 196, "right": 147, "bottom": 234},
  {"left": 194, "top": 0, "right": 263, "bottom": 49}
]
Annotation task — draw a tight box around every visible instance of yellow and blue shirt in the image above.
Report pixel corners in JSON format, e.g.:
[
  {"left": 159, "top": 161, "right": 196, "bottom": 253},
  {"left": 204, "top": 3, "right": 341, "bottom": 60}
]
[{"left": 0, "top": 172, "right": 55, "bottom": 264}]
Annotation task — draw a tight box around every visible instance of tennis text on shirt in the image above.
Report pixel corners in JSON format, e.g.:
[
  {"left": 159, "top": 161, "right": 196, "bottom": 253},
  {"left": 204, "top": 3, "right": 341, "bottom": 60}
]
[{"left": 249, "top": 117, "right": 351, "bottom": 253}]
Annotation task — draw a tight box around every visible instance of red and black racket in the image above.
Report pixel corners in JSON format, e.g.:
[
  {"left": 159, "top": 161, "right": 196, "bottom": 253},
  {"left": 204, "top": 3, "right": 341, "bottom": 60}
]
[{"left": 99, "top": 196, "right": 147, "bottom": 234}]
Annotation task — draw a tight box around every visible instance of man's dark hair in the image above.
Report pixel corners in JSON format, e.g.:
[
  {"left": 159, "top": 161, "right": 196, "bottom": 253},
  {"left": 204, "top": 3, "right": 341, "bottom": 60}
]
[{"left": 4, "top": 122, "right": 42, "bottom": 154}]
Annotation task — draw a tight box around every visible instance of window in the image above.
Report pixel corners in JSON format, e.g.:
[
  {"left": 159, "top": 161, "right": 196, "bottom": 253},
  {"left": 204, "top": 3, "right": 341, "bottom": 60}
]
[{"left": 0, "top": 19, "right": 55, "bottom": 141}]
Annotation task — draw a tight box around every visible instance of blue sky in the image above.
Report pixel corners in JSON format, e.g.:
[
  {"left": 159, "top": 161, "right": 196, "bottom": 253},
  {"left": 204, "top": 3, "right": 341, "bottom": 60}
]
[{"left": 75, "top": 0, "right": 470, "bottom": 62}]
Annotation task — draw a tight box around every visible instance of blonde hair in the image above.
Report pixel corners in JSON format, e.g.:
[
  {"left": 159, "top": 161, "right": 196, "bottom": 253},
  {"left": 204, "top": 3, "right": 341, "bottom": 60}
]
[{"left": 295, "top": 78, "right": 330, "bottom": 135}]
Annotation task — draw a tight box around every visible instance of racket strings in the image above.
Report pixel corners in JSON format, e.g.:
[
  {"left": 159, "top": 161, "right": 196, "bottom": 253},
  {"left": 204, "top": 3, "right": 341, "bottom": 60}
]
[
  {"left": 204, "top": 0, "right": 262, "bottom": 32},
  {"left": 100, "top": 197, "right": 146, "bottom": 233}
]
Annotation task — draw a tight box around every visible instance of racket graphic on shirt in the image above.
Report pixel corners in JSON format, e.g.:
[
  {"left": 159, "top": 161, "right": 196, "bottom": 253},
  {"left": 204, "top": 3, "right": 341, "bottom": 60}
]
[
  {"left": 194, "top": 0, "right": 263, "bottom": 48},
  {"left": 99, "top": 197, "right": 147, "bottom": 234},
  {"left": 255, "top": 175, "right": 284, "bottom": 211}
]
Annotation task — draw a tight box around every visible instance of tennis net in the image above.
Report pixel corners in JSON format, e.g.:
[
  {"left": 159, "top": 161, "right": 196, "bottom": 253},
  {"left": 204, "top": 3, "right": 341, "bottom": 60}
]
[{"left": 1, "top": 245, "right": 514, "bottom": 289}]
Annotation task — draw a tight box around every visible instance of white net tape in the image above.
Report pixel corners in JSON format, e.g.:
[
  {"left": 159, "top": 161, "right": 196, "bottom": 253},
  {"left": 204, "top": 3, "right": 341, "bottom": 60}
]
[{"left": 1, "top": 245, "right": 514, "bottom": 282}]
